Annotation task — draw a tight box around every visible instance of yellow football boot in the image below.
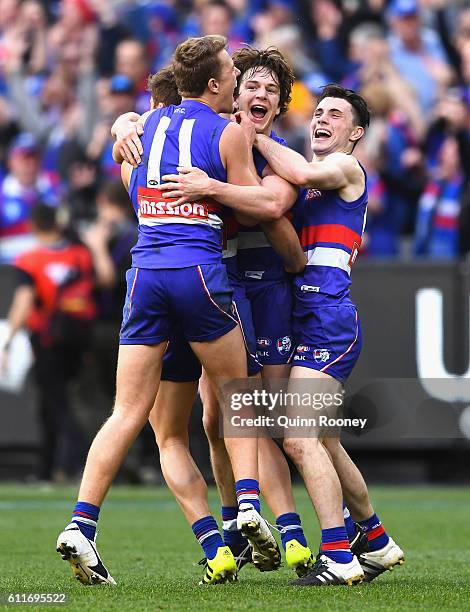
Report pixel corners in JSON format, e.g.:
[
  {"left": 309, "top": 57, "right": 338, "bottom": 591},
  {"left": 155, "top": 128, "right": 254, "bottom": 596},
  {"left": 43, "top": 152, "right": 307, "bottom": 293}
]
[
  {"left": 199, "top": 546, "right": 238, "bottom": 585},
  {"left": 285, "top": 539, "right": 315, "bottom": 577}
]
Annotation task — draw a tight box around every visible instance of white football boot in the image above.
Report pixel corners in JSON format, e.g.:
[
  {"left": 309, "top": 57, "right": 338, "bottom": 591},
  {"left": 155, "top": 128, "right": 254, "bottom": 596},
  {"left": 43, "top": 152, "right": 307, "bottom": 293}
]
[
  {"left": 236, "top": 504, "right": 281, "bottom": 571},
  {"left": 291, "top": 553, "right": 364, "bottom": 586},
  {"left": 358, "top": 537, "right": 405, "bottom": 582},
  {"left": 56, "top": 523, "right": 116, "bottom": 585}
]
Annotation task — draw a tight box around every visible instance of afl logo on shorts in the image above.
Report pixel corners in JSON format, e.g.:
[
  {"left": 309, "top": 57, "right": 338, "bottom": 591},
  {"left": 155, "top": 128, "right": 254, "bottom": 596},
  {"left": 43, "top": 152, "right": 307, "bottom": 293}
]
[
  {"left": 313, "top": 349, "right": 331, "bottom": 363},
  {"left": 277, "top": 336, "right": 292, "bottom": 356},
  {"left": 297, "top": 345, "right": 310, "bottom": 353},
  {"left": 257, "top": 338, "right": 271, "bottom": 347}
]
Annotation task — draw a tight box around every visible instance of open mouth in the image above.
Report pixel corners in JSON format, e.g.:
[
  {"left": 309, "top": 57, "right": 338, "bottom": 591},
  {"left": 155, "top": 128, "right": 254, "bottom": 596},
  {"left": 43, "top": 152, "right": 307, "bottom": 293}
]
[
  {"left": 250, "top": 104, "right": 268, "bottom": 120},
  {"left": 314, "top": 128, "right": 332, "bottom": 140}
]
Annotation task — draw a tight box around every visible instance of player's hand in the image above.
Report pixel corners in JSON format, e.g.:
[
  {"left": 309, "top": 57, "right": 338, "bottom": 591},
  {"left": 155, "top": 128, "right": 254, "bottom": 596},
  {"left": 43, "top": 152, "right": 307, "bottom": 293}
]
[
  {"left": 111, "top": 113, "right": 144, "bottom": 167},
  {"left": 234, "top": 111, "right": 256, "bottom": 148},
  {"left": 160, "top": 167, "right": 212, "bottom": 206}
]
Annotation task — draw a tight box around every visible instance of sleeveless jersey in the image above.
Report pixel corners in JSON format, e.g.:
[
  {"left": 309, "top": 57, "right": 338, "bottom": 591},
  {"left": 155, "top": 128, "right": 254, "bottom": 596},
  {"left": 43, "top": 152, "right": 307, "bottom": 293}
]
[
  {"left": 222, "top": 210, "right": 239, "bottom": 283},
  {"left": 237, "top": 131, "right": 288, "bottom": 283},
  {"left": 293, "top": 162, "right": 368, "bottom": 305},
  {"left": 129, "top": 100, "right": 230, "bottom": 269}
]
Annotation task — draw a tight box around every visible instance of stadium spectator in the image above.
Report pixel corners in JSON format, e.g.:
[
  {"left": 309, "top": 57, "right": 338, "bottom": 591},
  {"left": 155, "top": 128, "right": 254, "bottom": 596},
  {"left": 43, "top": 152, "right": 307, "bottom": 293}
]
[
  {"left": 387, "top": 0, "right": 453, "bottom": 112},
  {"left": 359, "top": 80, "right": 426, "bottom": 256},
  {"left": 417, "top": 93, "right": 470, "bottom": 257},
  {"left": 0, "top": 133, "right": 60, "bottom": 263},
  {"left": 114, "top": 39, "right": 150, "bottom": 114},
  {"left": 86, "top": 75, "right": 136, "bottom": 180},
  {"left": 0, "top": 0, "right": 470, "bottom": 267},
  {"left": 414, "top": 134, "right": 463, "bottom": 258},
  {"left": 0, "top": 204, "right": 95, "bottom": 482},
  {"left": 0, "top": 95, "right": 19, "bottom": 172}
]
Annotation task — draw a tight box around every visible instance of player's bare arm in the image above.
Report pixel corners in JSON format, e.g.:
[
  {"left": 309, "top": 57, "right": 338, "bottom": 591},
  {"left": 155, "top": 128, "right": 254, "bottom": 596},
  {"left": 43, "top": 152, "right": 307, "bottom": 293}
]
[
  {"left": 160, "top": 123, "right": 295, "bottom": 221},
  {"left": 111, "top": 111, "right": 151, "bottom": 166},
  {"left": 255, "top": 134, "right": 364, "bottom": 194},
  {"left": 258, "top": 166, "right": 306, "bottom": 274},
  {"left": 120, "top": 161, "right": 133, "bottom": 191}
]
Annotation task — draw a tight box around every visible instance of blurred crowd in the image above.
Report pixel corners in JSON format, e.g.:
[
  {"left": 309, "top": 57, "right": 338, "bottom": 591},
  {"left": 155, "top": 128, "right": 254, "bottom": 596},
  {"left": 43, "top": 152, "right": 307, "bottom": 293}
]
[
  {"left": 2, "top": 0, "right": 470, "bottom": 483},
  {"left": 1, "top": 0, "right": 470, "bottom": 267}
]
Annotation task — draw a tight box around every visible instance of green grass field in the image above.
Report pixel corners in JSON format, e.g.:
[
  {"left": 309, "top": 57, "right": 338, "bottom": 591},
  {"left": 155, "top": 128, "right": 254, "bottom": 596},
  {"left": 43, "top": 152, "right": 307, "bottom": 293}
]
[{"left": 1, "top": 484, "right": 470, "bottom": 611}]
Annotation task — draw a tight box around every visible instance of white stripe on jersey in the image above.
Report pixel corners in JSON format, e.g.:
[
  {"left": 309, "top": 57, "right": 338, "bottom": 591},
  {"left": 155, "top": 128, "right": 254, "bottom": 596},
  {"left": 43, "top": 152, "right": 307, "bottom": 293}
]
[
  {"left": 222, "top": 237, "right": 238, "bottom": 259},
  {"left": 178, "top": 119, "right": 195, "bottom": 168},
  {"left": 362, "top": 205, "right": 368, "bottom": 234},
  {"left": 147, "top": 115, "right": 171, "bottom": 186},
  {"left": 437, "top": 198, "right": 460, "bottom": 217},
  {"left": 238, "top": 231, "right": 270, "bottom": 250},
  {"left": 305, "top": 247, "right": 352, "bottom": 275}
]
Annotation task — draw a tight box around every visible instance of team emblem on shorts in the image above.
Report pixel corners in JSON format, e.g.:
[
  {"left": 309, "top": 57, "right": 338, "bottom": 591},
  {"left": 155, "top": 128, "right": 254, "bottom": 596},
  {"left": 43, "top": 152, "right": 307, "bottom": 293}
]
[
  {"left": 313, "top": 348, "right": 331, "bottom": 363},
  {"left": 276, "top": 336, "right": 292, "bottom": 356},
  {"left": 257, "top": 337, "right": 271, "bottom": 347}
]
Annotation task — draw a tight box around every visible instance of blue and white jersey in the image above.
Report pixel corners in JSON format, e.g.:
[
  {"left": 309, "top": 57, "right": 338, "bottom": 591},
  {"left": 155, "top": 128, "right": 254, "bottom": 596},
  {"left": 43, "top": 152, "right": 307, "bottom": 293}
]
[
  {"left": 293, "top": 162, "right": 368, "bottom": 306},
  {"left": 237, "top": 130, "right": 288, "bottom": 283},
  {"left": 129, "top": 100, "right": 230, "bottom": 269}
]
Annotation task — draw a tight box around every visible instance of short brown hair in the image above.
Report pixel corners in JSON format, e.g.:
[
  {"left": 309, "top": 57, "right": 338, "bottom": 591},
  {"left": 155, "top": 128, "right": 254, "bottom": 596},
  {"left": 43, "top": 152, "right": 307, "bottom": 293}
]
[
  {"left": 173, "top": 35, "right": 227, "bottom": 98},
  {"left": 232, "top": 46, "right": 294, "bottom": 116},
  {"left": 318, "top": 84, "right": 370, "bottom": 128},
  {"left": 147, "top": 65, "right": 181, "bottom": 107}
]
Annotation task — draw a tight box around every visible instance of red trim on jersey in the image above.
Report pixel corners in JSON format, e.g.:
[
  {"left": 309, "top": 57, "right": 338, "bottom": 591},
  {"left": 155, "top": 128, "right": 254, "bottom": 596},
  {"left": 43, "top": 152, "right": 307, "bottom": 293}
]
[
  {"left": 137, "top": 186, "right": 221, "bottom": 218},
  {"left": 224, "top": 215, "right": 240, "bottom": 240},
  {"left": 321, "top": 540, "right": 350, "bottom": 551},
  {"left": 300, "top": 224, "right": 362, "bottom": 250},
  {"left": 367, "top": 524, "right": 385, "bottom": 540},
  {"left": 433, "top": 214, "right": 458, "bottom": 229}
]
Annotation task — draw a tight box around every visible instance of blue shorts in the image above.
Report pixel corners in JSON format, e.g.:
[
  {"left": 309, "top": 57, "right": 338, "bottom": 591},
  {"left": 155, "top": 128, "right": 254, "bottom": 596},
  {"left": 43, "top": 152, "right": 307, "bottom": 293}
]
[
  {"left": 120, "top": 264, "right": 237, "bottom": 345},
  {"left": 232, "top": 276, "right": 262, "bottom": 377},
  {"left": 291, "top": 304, "right": 362, "bottom": 383},
  {"left": 245, "top": 280, "right": 294, "bottom": 366},
  {"left": 161, "top": 330, "right": 202, "bottom": 383},
  {"left": 161, "top": 272, "right": 261, "bottom": 382}
]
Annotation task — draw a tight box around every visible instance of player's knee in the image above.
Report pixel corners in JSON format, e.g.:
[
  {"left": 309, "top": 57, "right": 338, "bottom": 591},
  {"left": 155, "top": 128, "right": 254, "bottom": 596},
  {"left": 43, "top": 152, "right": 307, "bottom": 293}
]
[
  {"left": 110, "top": 403, "right": 150, "bottom": 430},
  {"left": 283, "top": 438, "right": 306, "bottom": 465}
]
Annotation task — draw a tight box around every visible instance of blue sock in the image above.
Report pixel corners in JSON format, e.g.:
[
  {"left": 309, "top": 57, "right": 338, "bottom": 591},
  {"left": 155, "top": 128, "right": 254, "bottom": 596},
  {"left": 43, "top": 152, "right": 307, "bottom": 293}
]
[
  {"left": 276, "top": 512, "right": 308, "bottom": 550},
  {"left": 320, "top": 526, "right": 353, "bottom": 564},
  {"left": 221, "top": 506, "right": 248, "bottom": 549},
  {"left": 343, "top": 503, "right": 357, "bottom": 542},
  {"left": 72, "top": 501, "right": 100, "bottom": 541},
  {"left": 235, "top": 478, "right": 260, "bottom": 513},
  {"left": 192, "top": 516, "right": 224, "bottom": 561},
  {"left": 358, "top": 513, "right": 390, "bottom": 552}
]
